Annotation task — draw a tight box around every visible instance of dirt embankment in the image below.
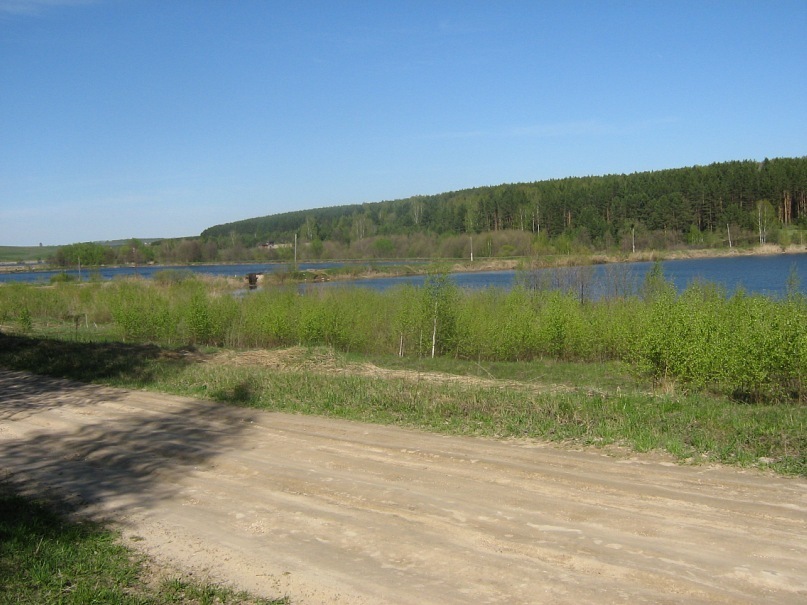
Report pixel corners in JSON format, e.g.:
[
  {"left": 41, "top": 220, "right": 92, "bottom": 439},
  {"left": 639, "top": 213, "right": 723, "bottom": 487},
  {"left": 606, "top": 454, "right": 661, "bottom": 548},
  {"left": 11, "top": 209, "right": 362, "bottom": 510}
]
[{"left": 1, "top": 368, "right": 805, "bottom": 604}]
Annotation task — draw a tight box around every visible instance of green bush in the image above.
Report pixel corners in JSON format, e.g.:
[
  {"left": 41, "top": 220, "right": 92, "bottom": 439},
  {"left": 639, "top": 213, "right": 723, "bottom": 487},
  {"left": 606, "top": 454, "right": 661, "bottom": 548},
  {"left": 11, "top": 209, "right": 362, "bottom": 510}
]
[{"left": 2, "top": 270, "right": 804, "bottom": 402}]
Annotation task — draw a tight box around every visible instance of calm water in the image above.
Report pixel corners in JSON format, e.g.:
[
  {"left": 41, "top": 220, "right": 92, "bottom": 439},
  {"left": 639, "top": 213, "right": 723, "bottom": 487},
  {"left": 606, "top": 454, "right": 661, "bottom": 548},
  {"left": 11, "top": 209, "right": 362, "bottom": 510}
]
[
  {"left": 2, "top": 255, "right": 806, "bottom": 298},
  {"left": 309, "top": 254, "right": 807, "bottom": 298},
  {"left": 0, "top": 261, "right": 391, "bottom": 284}
]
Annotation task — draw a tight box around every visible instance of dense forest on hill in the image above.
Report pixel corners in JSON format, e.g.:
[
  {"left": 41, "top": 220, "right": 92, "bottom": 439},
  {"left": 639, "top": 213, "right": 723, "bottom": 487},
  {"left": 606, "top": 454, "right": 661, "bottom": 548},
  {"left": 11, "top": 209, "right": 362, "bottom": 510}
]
[
  {"left": 48, "top": 158, "right": 807, "bottom": 266},
  {"left": 199, "top": 158, "right": 806, "bottom": 257}
]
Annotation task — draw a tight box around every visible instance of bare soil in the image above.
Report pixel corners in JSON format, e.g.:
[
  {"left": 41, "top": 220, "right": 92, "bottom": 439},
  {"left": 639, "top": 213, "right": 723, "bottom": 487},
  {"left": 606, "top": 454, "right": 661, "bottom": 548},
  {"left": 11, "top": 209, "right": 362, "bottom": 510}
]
[{"left": 1, "top": 368, "right": 805, "bottom": 604}]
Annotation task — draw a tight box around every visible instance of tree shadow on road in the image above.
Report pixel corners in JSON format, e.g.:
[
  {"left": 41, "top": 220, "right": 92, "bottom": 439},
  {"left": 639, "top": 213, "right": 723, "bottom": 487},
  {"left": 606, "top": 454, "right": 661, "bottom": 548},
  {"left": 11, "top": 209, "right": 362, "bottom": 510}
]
[
  {"left": 0, "top": 369, "right": 131, "bottom": 421},
  {"left": 0, "top": 370, "right": 258, "bottom": 520},
  {"left": 0, "top": 333, "right": 259, "bottom": 520}
]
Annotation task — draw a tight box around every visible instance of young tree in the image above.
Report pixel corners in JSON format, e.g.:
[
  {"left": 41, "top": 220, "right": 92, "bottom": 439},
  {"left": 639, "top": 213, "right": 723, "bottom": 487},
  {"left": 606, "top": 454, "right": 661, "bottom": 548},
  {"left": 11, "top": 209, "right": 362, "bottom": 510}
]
[{"left": 755, "top": 199, "right": 777, "bottom": 245}]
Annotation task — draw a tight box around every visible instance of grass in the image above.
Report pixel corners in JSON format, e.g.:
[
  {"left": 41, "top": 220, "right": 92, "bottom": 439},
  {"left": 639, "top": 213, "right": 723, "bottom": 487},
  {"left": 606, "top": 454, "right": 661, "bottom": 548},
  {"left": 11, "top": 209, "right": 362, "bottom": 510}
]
[
  {"left": 156, "top": 357, "right": 805, "bottom": 475},
  {"left": 1, "top": 331, "right": 804, "bottom": 476},
  {"left": 359, "top": 352, "right": 645, "bottom": 392},
  {"left": 2, "top": 274, "right": 804, "bottom": 402},
  {"left": 0, "top": 482, "right": 289, "bottom": 605},
  {"left": 0, "top": 245, "right": 57, "bottom": 263}
]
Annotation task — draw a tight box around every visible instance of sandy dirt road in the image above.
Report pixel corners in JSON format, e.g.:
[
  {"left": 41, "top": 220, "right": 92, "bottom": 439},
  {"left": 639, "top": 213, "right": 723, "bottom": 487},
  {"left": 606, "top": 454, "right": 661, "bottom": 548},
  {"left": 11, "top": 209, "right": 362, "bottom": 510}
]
[{"left": 1, "top": 368, "right": 805, "bottom": 604}]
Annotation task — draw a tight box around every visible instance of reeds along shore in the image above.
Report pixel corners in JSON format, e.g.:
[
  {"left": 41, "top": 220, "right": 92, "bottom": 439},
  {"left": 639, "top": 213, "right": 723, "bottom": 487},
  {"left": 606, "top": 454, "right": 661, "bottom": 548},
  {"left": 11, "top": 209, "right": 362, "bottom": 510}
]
[{"left": 1, "top": 267, "right": 805, "bottom": 403}]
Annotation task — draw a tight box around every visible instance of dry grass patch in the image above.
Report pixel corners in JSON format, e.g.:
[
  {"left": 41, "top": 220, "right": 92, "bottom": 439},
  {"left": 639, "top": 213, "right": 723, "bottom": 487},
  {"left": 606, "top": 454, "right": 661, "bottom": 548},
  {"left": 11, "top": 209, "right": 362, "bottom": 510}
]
[{"left": 206, "top": 346, "right": 585, "bottom": 396}]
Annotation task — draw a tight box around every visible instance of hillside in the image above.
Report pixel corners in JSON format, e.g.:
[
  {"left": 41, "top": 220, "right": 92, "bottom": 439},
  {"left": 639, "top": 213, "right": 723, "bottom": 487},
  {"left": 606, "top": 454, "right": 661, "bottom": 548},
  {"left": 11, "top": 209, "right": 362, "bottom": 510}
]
[
  {"left": 0, "top": 245, "right": 58, "bottom": 263},
  {"left": 202, "top": 158, "right": 807, "bottom": 253}
]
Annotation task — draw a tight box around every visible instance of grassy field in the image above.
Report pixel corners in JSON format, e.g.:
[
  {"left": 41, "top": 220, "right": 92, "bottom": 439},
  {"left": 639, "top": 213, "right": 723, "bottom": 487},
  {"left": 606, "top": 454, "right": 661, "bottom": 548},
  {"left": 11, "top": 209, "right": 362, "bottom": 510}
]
[
  {"left": 0, "top": 245, "right": 57, "bottom": 263},
  {"left": 0, "top": 481, "right": 289, "bottom": 604}
]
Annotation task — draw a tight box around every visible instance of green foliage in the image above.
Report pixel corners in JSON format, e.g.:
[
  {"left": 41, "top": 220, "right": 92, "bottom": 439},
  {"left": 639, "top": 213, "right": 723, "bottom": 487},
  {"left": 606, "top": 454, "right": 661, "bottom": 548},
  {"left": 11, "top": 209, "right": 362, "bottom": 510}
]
[
  {"left": 634, "top": 283, "right": 807, "bottom": 402},
  {"left": 18, "top": 307, "right": 33, "bottom": 333},
  {"left": 421, "top": 269, "right": 460, "bottom": 356},
  {"left": 0, "top": 485, "right": 140, "bottom": 604},
  {"left": 2, "top": 269, "right": 804, "bottom": 402},
  {"left": 535, "top": 291, "right": 590, "bottom": 359},
  {"left": 28, "top": 157, "right": 807, "bottom": 266},
  {"left": 186, "top": 290, "right": 215, "bottom": 344},
  {"left": 239, "top": 287, "right": 298, "bottom": 348},
  {"left": 52, "top": 242, "right": 115, "bottom": 267},
  {"left": 5, "top": 337, "right": 804, "bottom": 474},
  {"left": 152, "top": 269, "right": 194, "bottom": 285},
  {"left": 49, "top": 272, "right": 77, "bottom": 284},
  {"left": 109, "top": 282, "right": 172, "bottom": 343}
]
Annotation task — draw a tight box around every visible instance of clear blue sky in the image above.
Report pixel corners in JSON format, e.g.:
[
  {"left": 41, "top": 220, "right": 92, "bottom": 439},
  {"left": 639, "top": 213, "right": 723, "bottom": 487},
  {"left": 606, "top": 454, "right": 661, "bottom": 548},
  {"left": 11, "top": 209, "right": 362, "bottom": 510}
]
[{"left": 1, "top": 0, "right": 805, "bottom": 246}]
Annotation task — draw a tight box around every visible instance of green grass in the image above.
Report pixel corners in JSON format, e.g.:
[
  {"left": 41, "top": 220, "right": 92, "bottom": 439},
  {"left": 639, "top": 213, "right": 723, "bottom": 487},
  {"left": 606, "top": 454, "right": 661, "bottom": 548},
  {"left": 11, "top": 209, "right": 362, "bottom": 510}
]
[
  {"left": 154, "top": 359, "right": 805, "bottom": 476},
  {"left": 358, "top": 352, "right": 646, "bottom": 392},
  {"left": 0, "top": 245, "right": 57, "bottom": 262},
  {"left": 0, "top": 482, "right": 289, "bottom": 605},
  {"left": 3, "top": 276, "right": 803, "bottom": 401},
  {"left": 1, "top": 332, "right": 804, "bottom": 476}
]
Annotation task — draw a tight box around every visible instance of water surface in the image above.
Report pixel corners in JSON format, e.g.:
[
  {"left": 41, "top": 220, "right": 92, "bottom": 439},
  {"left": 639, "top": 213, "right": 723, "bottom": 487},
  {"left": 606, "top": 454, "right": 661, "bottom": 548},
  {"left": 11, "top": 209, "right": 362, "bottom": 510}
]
[{"left": 2, "top": 254, "right": 805, "bottom": 297}]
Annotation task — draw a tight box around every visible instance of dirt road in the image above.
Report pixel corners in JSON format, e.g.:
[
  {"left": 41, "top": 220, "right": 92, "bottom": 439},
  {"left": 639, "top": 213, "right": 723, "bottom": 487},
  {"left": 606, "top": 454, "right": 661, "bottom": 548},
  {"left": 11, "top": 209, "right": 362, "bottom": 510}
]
[{"left": 1, "top": 368, "right": 805, "bottom": 604}]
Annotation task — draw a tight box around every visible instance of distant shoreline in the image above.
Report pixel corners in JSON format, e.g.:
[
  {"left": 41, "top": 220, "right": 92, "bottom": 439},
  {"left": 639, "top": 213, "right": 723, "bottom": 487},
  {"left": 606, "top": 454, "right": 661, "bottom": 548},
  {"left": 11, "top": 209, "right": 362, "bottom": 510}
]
[
  {"left": 1, "top": 244, "right": 805, "bottom": 276},
  {"left": 438, "top": 243, "right": 807, "bottom": 275}
]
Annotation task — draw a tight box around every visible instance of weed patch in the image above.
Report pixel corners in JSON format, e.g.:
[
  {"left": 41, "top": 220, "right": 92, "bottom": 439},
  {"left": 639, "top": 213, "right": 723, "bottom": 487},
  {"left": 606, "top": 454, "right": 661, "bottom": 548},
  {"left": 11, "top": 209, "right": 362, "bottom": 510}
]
[{"left": 0, "top": 482, "right": 288, "bottom": 604}]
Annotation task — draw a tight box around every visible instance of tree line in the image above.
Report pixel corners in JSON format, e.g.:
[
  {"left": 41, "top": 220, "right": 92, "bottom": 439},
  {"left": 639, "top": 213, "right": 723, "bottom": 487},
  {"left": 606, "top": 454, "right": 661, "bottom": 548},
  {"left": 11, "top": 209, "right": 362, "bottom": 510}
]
[
  {"left": 52, "top": 157, "right": 807, "bottom": 266},
  {"left": 201, "top": 157, "right": 807, "bottom": 252}
]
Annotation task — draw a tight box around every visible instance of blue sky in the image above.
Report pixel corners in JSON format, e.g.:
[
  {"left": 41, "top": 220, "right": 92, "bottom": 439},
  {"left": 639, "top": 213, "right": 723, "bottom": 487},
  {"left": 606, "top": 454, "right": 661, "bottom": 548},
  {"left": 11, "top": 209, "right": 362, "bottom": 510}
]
[{"left": 1, "top": 1, "right": 805, "bottom": 246}]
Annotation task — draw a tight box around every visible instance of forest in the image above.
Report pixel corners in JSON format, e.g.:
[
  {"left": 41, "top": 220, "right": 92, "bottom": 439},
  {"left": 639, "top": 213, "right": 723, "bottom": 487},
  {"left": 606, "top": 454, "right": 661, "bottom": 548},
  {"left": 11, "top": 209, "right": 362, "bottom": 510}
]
[
  {"left": 201, "top": 157, "right": 807, "bottom": 257},
  {"left": 52, "top": 157, "right": 807, "bottom": 266}
]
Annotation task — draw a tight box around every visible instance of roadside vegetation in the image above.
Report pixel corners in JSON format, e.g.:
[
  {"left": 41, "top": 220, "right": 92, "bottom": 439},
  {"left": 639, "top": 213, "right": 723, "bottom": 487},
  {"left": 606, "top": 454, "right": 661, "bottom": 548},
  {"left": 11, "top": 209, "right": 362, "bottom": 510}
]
[
  {"left": 0, "top": 481, "right": 289, "bottom": 604},
  {"left": 2, "top": 265, "right": 803, "bottom": 403},
  {"left": 0, "top": 267, "right": 804, "bottom": 477}
]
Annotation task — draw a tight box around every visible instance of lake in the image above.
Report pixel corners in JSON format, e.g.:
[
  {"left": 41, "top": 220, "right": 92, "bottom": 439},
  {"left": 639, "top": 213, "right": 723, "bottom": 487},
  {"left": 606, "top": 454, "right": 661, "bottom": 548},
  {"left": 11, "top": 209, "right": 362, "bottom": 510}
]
[
  {"left": 0, "top": 261, "right": 381, "bottom": 284},
  {"left": 1, "top": 254, "right": 806, "bottom": 298},
  {"left": 307, "top": 254, "right": 807, "bottom": 298}
]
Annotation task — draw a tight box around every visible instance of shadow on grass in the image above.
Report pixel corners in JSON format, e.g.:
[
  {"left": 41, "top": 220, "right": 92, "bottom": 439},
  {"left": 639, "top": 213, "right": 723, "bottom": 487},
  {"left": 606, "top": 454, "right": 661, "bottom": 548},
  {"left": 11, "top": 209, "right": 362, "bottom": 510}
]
[{"left": 0, "top": 332, "right": 175, "bottom": 384}]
